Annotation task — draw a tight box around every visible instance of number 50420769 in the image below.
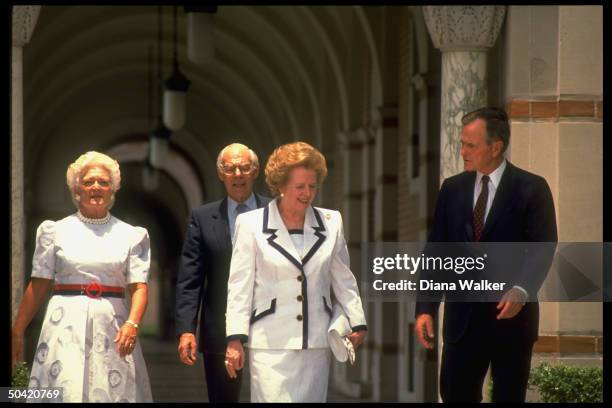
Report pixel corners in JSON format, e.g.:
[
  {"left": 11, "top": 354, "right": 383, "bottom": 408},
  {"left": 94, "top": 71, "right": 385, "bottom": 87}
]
[{"left": 3, "top": 387, "right": 62, "bottom": 402}]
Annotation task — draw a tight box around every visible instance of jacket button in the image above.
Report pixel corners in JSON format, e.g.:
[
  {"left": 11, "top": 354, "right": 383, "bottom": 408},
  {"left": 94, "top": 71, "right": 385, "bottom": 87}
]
[
  {"left": 296, "top": 315, "right": 303, "bottom": 321},
  {"left": 297, "top": 295, "right": 303, "bottom": 302},
  {"left": 297, "top": 275, "right": 303, "bottom": 282}
]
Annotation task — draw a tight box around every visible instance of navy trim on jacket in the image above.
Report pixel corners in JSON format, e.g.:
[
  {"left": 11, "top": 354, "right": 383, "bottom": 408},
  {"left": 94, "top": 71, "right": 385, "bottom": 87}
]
[{"left": 261, "top": 205, "right": 328, "bottom": 349}]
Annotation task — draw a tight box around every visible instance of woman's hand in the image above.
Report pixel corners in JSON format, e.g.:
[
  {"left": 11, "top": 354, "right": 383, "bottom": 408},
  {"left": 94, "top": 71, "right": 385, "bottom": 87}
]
[
  {"left": 114, "top": 322, "right": 138, "bottom": 357},
  {"left": 115, "top": 282, "right": 148, "bottom": 358},
  {"left": 11, "top": 278, "right": 53, "bottom": 366},
  {"left": 225, "top": 340, "right": 245, "bottom": 379},
  {"left": 11, "top": 329, "right": 25, "bottom": 367},
  {"left": 347, "top": 329, "right": 367, "bottom": 350}
]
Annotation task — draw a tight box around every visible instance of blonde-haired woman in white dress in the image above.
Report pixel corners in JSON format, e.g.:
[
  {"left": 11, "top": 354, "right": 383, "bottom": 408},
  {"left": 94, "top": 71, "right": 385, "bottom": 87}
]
[{"left": 11, "top": 151, "right": 153, "bottom": 402}]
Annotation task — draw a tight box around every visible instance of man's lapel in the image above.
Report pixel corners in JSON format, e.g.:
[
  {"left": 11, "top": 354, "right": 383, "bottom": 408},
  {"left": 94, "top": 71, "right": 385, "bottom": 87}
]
[
  {"left": 463, "top": 172, "right": 477, "bottom": 241},
  {"left": 254, "top": 193, "right": 265, "bottom": 209},
  {"left": 481, "top": 162, "right": 515, "bottom": 241},
  {"left": 212, "top": 197, "right": 231, "bottom": 248}
]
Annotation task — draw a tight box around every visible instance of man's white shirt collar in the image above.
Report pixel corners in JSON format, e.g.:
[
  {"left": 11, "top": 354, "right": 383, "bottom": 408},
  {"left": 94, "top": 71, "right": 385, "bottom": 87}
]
[{"left": 476, "top": 159, "right": 506, "bottom": 191}]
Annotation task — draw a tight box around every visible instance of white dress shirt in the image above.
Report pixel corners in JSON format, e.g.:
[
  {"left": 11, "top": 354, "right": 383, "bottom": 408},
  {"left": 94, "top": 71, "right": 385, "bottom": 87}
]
[{"left": 473, "top": 159, "right": 528, "bottom": 299}]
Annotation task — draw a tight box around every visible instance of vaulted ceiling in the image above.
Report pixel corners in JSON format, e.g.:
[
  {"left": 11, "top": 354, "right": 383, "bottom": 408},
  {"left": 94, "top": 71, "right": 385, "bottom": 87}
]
[
  {"left": 23, "top": 6, "right": 387, "bottom": 187},
  {"left": 20, "top": 5, "right": 413, "bottom": 260}
]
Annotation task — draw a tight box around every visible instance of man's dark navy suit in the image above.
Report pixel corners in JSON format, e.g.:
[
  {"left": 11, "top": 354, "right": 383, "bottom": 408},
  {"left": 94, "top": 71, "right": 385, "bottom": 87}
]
[
  {"left": 175, "top": 194, "right": 270, "bottom": 402},
  {"left": 415, "top": 161, "right": 557, "bottom": 402}
]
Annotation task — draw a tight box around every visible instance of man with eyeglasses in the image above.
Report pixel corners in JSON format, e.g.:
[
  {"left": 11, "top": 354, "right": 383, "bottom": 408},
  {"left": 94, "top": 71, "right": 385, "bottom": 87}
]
[{"left": 175, "top": 143, "right": 270, "bottom": 402}]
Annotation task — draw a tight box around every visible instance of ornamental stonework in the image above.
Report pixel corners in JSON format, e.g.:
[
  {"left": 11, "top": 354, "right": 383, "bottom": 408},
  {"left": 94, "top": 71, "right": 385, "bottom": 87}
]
[
  {"left": 12, "top": 6, "right": 41, "bottom": 47},
  {"left": 422, "top": 6, "right": 506, "bottom": 51}
]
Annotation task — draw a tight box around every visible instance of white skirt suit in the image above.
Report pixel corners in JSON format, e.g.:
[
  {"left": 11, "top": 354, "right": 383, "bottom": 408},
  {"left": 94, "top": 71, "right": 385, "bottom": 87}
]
[{"left": 226, "top": 199, "right": 367, "bottom": 402}]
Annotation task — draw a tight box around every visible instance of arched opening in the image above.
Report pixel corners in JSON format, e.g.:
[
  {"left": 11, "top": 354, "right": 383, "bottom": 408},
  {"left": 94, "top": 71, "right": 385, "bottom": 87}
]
[{"left": 111, "top": 162, "right": 187, "bottom": 341}]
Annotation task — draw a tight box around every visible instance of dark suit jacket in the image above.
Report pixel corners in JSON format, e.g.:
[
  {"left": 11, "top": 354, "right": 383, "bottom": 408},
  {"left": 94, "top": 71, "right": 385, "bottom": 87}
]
[
  {"left": 415, "top": 161, "right": 558, "bottom": 344},
  {"left": 175, "top": 193, "right": 271, "bottom": 353}
]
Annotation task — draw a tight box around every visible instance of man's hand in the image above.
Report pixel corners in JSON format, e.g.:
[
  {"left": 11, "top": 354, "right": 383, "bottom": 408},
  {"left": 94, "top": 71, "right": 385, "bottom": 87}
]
[
  {"left": 225, "top": 340, "right": 245, "bottom": 379},
  {"left": 415, "top": 314, "right": 435, "bottom": 349},
  {"left": 178, "top": 333, "right": 198, "bottom": 365},
  {"left": 496, "top": 287, "right": 527, "bottom": 320}
]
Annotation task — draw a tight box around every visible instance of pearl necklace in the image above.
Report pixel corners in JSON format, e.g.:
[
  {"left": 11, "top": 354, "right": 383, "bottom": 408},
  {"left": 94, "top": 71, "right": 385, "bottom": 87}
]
[{"left": 77, "top": 211, "right": 111, "bottom": 225}]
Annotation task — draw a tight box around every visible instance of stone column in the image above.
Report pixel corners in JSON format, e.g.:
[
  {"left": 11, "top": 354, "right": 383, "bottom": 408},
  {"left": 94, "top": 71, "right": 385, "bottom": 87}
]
[
  {"left": 333, "top": 129, "right": 368, "bottom": 398},
  {"left": 12, "top": 6, "right": 41, "bottom": 325},
  {"left": 373, "top": 106, "right": 400, "bottom": 401},
  {"left": 339, "top": 130, "right": 366, "bottom": 241},
  {"left": 359, "top": 127, "right": 375, "bottom": 397},
  {"left": 374, "top": 105, "right": 399, "bottom": 241},
  {"left": 422, "top": 6, "right": 505, "bottom": 181}
]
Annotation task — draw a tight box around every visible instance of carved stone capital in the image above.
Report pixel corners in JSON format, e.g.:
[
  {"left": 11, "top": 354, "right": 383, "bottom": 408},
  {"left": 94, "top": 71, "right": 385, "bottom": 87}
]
[
  {"left": 12, "top": 6, "right": 41, "bottom": 47},
  {"left": 422, "top": 6, "right": 505, "bottom": 52}
]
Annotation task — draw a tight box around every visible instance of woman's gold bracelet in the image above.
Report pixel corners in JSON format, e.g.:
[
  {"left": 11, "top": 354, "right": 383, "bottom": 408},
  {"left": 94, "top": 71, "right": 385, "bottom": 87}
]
[{"left": 125, "top": 319, "right": 139, "bottom": 329}]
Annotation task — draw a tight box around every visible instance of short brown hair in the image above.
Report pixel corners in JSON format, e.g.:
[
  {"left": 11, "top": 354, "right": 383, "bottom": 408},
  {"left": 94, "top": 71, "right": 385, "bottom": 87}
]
[{"left": 265, "top": 141, "right": 328, "bottom": 196}]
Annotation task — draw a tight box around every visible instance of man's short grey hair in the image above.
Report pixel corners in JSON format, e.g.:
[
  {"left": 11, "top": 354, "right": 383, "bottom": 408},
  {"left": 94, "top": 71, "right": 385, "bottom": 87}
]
[
  {"left": 461, "top": 107, "right": 510, "bottom": 153},
  {"left": 216, "top": 143, "right": 259, "bottom": 169},
  {"left": 66, "top": 151, "right": 121, "bottom": 210}
]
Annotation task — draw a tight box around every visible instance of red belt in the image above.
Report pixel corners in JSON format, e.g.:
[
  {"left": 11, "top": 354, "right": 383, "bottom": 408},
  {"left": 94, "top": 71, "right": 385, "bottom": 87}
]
[{"left": 53, "top": 283, "right": 124, "bottom": 299}]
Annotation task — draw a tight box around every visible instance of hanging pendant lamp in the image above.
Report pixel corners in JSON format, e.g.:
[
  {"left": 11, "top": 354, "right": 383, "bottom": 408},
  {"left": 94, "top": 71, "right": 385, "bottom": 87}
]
[
  {"left": 184, "top": 5, "right": 217, "bottom": 65},
  {"left": 150, "top": 5, "right": 172, "bottom": 169},
  {"left": 163, "top": 5, "right": 190, "bottom": 131}
]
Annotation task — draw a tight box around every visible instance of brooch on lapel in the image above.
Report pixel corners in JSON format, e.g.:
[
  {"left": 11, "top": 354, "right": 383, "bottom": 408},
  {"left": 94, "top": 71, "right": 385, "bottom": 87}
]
[{"left": 325, "top": 213, "right": 331, "bottom": 220}]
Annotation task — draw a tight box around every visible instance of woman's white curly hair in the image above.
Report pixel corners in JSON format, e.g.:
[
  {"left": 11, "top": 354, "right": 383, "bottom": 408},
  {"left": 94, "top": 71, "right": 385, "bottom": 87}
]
[{"left": 66, "top": 151, "right": 121, "bottom": 210}]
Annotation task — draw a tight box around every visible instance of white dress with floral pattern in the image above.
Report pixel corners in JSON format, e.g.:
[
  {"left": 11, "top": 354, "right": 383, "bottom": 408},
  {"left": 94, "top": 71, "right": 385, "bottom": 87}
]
[{"left": 27, "top": 213, "right": 153, "bottom": 402}]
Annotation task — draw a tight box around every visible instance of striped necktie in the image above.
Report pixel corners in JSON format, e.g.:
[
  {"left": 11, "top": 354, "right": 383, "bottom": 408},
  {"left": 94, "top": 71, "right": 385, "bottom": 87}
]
[{"left": 473, "top": 175, "right": 490, "bottom": 242}]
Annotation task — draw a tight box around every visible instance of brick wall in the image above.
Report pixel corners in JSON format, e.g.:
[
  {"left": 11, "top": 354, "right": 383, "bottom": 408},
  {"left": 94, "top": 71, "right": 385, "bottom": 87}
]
[{"left": 506, "top": 99, "right": 603, "bottom": 121}]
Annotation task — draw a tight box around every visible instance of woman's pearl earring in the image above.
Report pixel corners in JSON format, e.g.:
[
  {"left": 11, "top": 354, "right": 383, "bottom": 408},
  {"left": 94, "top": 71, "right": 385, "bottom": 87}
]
[{"left": 280, "top": 193, "right": 284, "bottom": 198}]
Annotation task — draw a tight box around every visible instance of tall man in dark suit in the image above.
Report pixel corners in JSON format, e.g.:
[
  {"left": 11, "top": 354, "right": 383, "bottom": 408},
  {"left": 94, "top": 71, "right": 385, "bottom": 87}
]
[
  {"left": 415, "top": 108, "right": 558, "bottom": 402},
  {"left": 175, "top": 143, "right": 271, "bottom": 402}
]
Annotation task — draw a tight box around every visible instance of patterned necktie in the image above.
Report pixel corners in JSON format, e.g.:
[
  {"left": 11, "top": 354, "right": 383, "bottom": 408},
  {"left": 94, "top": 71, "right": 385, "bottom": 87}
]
[
  {"left": 235, "top": 203, "right": 249, "bottom": 216},
  {"left": 473, "top": 175, "right": 490, "bottom": 242},
  {"left": 231, "top": 204, "right": 249, "bottom": 240}
]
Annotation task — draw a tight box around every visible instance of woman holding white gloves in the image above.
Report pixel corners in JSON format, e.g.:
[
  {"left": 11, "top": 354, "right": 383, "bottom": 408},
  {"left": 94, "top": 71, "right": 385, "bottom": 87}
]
[{"left": 224, "top": 141, "right": 367, "bottom": 402}]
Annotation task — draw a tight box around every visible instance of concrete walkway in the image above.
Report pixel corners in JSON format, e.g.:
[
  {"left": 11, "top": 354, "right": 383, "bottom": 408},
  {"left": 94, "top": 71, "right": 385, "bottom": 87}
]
[{"left": 140, "top": 337, "right": 368, "bottom": 403}]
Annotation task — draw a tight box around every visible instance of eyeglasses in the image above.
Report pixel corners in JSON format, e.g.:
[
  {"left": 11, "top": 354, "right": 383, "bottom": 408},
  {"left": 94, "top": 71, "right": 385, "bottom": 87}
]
[{"left": 219, "top": 163, "right": 255, "bottom": 175}]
